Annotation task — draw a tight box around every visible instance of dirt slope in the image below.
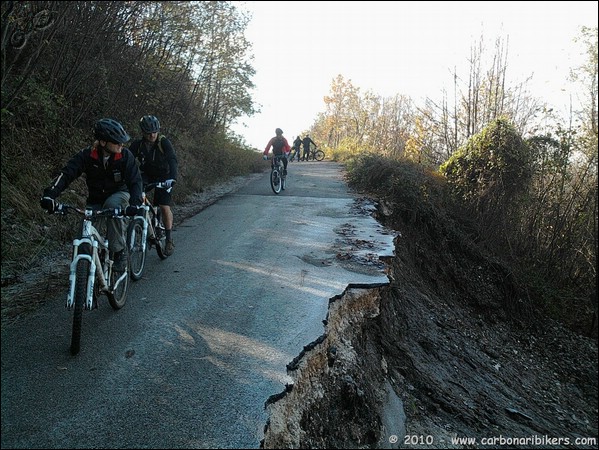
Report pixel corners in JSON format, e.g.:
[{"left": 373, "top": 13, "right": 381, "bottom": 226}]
[{"left": 261, "top": 201, "right": 598, "bottom": 449}]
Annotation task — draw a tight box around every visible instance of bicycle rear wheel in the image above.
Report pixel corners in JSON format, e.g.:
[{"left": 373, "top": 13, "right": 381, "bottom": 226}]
[
  {"left": 71, "top": 244, "right": 91, "bottom": 356},
  {"left": 107, "top": 263, "right": 128, "bottom": 310},
  {"left": 270, "top": 167, "right": 282, "bottom": 194},
  {"left": 127, "top": 218, "right": 146, "bottom": 281},
  {"left": 314, "top": 150, "right": 325, "bottom": 161}
]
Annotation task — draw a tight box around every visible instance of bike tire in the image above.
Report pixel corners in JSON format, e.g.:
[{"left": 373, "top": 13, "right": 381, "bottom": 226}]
[
  {"left": 71, "top": 244, "right": 91, "bottom": 356},
  {"left": 270, "top": 168, "right": 282, "bottom": 194},
  {"left": 127, "top": 218, "right": 147, "bottom": 281},
  {"left": 314, "top": 150, "right": 325, "bottom": 161},
  {"left": 107, "top": 263, "right": 128, "bottom": 310},
  {"left": 154, "top": 210, "right": 168, "bottom": 259}
]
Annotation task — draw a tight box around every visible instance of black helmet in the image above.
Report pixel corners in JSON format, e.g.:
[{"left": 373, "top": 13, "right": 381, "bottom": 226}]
[
  {"left": 94, "top": 118, "right": 130, "bottom": 143},
  {"left": 140, "top": 115, "right": 160, "bottom": 133},
  {"left": 275, "top": 128, "right": 283, "bottom": 135}
]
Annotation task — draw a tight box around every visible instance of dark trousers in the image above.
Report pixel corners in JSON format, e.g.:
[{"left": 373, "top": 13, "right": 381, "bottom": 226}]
[{"left": 274, "top": 154, "right": 288, "bottom": 171}]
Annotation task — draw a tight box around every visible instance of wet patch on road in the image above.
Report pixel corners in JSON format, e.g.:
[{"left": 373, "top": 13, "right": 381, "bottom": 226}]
[{"left": 300, "top": 253, "right": 334, "bottom": 267}]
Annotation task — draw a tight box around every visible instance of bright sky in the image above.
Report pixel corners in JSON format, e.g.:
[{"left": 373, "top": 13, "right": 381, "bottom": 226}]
[{"left": 230, "top": 1, "right": 598, "bottom": 150}]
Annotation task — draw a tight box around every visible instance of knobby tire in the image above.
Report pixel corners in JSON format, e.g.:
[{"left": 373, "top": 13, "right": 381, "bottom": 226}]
[
  {"left": 270, "top": 167, "right": 282, "bottom": 194},
  {"left": 107, "top": 263, "right": 128, "bottom": 310},
  {"left": 127, "top": 218, "right": 146, "bottom": 281},
  {"left": 314, "top": 150, "right": 325, "bottom": 161},
  {"left": 154, "top": 210, "right": 168, "bottom": 259},
  {"left": 71, "top": 244, "right": 91, "bottom": 356}
]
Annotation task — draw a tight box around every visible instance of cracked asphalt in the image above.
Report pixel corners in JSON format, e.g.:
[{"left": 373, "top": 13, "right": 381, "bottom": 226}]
[{"left": 1, "top": 162, "right": 395, "bottom": 449}]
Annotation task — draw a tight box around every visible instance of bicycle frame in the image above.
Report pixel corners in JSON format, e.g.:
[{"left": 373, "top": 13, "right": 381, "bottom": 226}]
[
  {"left": 272, "top": 155, "right": 285, "bottom": 171},
  {"left": 127, "top": 182, "right": 171, "bottom": 280},
  {"left": 130, "top": 192, "right": 163, "bottom": 251},
  {"left": 131, "top": 201, "right": 152, "bottom": 254},
  {"left": 53, "top": 203, "right": 132, "bottom": 355},
  {"left": 66, "top": 209, "right": 127, "bottom": 310}
]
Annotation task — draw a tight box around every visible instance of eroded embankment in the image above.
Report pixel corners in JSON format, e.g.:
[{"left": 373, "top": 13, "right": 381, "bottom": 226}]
[{"left": 261, "top": 284, "right": 402, "bottom": 449}]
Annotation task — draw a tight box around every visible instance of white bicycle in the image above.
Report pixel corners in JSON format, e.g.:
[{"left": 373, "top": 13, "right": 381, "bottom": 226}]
[{"left": 52, "top": 203, "right": 136, "bottom": 355}]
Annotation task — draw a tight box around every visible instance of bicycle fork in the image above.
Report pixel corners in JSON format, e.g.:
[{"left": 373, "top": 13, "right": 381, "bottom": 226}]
[
  {"left": 66, "top": 239, "right": 129, "bottom": 310},
  {"left": 132, "top": 208, "right": 150, "bottom": 251},
  {"left": 67, "top": 238, "right": 107, "bottom": 310}
]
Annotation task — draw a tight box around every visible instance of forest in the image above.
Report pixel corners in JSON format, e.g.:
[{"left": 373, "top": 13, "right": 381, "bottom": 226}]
[{"left": 1, "top": 1, "right": 597, "bottom": 337}]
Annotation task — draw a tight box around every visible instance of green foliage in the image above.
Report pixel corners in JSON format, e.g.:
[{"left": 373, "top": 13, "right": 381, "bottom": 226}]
[
  {"left": 172, "top": 129, "right": 264, "bottom": 202},
  {"left": 346, "top": 154, "right": 452, "bottom": 230},
  {"left": 2, "top": 77, "right": 67, "bottom": 135},
  {"left": 346, "top": 150, "right": 596, "bottom": 336},
  {"left": 439, "top": 118, "right": 532, "bottom": 211},
  {"left": 329, "top": 137, "right": 366, "bottom": 162},
  {"left": 0, "top": 1, "right": 259, "bottom": 283}
]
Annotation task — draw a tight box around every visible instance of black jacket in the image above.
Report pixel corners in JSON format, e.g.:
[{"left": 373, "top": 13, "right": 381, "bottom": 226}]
[
  {"left": 302, "top": 136, "right": 316, "bottom": 150},
  {"left": 129, "top": 136, "right": 178, "bottom": 183},
  {"left": 43, "top": 145, "right": 143, "bottom": 206}
]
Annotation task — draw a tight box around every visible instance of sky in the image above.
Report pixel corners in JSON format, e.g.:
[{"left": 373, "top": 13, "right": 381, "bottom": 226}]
[{"left": 229, "top": 1, "right": 598, "bottom": 150}]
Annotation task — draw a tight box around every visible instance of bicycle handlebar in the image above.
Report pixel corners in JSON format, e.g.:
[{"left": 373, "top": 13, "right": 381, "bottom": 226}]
[
  {"left": 144, "top": 181, "right": 174, "bottom": 194},
  {"left": 54, "top": 204, "right": 139, "bottom": 218}
]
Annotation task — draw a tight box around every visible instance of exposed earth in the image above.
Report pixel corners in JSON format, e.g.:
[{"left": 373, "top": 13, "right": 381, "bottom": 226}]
[{"left": 2, "top": 171, "right": 597, "bottom": 449}]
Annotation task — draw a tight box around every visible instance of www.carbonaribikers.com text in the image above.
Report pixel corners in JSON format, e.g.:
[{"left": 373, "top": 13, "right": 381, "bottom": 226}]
[{"left": 450, "top": 435, "right": 597, "bottom": 447}]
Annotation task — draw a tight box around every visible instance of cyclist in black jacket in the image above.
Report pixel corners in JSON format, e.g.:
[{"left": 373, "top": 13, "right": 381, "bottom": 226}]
[
  {"left": 290, "top": 135, "right": 302, "bottom": 162},
  {"left": 129, "top": 115, "right": 178, "bottom": 256},
  {"left": 302, "top": 135, "right": 317, "bottom": 161},
  {"left": 40, "top": 118, "right": 143, "bottom": 270}
]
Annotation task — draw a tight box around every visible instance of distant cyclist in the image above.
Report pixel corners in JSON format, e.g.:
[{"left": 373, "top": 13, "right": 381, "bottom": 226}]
[
  {"left": 302, "top": 134, "right": 317, "bottom": 161},
  {"left": 290, "top": 135, "right": 302, "bottom": 162},
  {"left": 263, "top": 128, "right": 291, "bottom": 175}
]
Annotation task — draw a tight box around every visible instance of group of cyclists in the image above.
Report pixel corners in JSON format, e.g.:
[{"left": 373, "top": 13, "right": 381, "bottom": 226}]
[
  {"left": 40, "top": 116, "right": 178, "bottom": 270},
  {"left": 263, "top": 128, "right": 319, "bottom": 168},
  {"left": 289, "top": 134, "right": 317, "bottom": 162},
  {"left": 41, "top": 123, "right": 319, "bottom": 270}
]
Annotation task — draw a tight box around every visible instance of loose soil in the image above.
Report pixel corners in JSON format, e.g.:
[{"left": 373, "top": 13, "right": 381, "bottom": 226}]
[{"left": 261, "top": 197, "right": 598, "bottom": 449}]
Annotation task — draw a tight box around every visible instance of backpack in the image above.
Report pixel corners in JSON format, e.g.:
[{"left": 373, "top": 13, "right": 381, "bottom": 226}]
[
  {"left": 272, "top": 136, "right": 285, "bottom": 154},
  {"left": 135, "top": 135, "right": 170, "bottom": 178},
  {"left": 156, "top": 134, "right": 166, "bottom": 153}
]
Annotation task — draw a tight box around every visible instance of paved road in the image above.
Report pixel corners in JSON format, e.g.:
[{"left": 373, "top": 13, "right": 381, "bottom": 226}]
[{"left": 1, "top": 161, "right": 394, "bottom": 449}]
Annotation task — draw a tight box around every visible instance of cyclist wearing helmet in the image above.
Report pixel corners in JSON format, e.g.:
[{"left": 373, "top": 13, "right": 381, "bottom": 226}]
[
  {"left": 129, "top": 115, "right": 178, "bottom": 256},
  {"left": 40, "top": 118, "right": 143, "bottom": 271},
  {"left": 263, "top": 128, "right": 291, "bottom": 177}
]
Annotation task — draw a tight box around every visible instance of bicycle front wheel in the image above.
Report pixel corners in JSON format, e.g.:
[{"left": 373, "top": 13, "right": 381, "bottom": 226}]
[
  {"left": 71, "top": 244, "right": 91, "bottom": 356},
  {"left": 270, "top": 168, "right": 282, "bottom": 194},
  {"left": 154, "top": 210, "right": 168, "bottom": 259},
  {"left": 314, "top": 150, "right": 325, "bottom": 161},
  {"left": 127, "top": 218, "right": 147, "bottom": 281}
]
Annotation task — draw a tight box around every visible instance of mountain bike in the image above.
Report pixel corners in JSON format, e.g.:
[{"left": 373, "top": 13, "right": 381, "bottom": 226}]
[
  {"left": 52, "top": 203, "right": 135, "bottom": 355},
  {"left": 269, "top": 155, "right": 287, "bottom": 194},
  {"left": 127, "top": 182, "right": 172, "bottom": 281},
  {"left": 307, "top": 147, "right": 325, "bottom": 161}
]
